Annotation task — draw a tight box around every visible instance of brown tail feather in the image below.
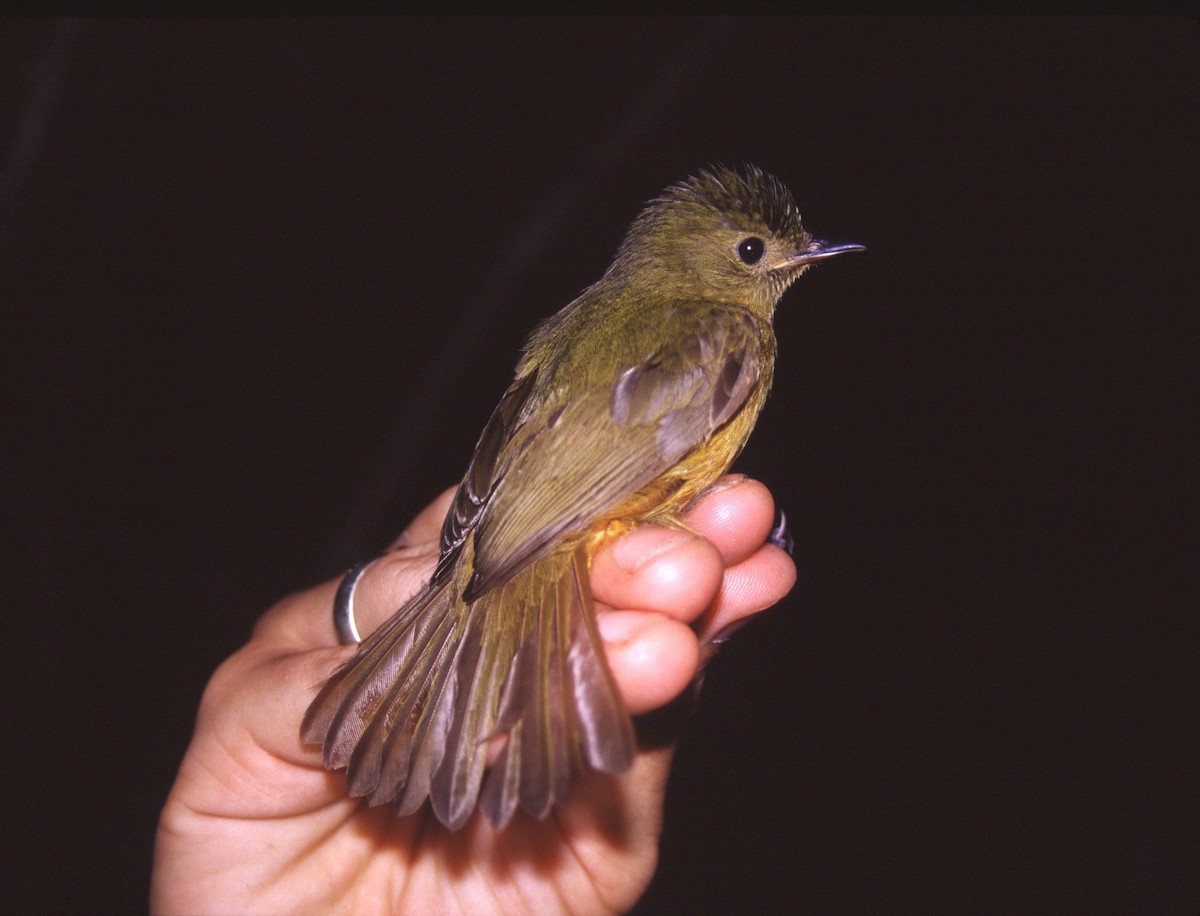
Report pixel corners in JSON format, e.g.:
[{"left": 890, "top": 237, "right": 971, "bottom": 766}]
[{"left": 301, "top": 546, "right": 636, "bottom": 829}]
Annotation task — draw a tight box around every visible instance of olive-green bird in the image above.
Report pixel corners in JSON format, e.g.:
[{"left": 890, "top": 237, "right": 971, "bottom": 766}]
[{"left": 301, "top": 164, "right": 862, "bottom": 830}]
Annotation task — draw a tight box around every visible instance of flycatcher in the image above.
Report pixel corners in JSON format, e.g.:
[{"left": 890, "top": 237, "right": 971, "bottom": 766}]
[{"left": 302, "top": 165, "right": 862, "bottom": 830}]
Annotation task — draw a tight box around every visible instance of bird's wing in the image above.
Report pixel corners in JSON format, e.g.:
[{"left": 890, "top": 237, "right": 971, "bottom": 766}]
[
  {"left": 455, "top": 302, "right": 765, "bottom": 598},
  {"left": 436, "top": 370, "right": 539, "bottom": 580}
]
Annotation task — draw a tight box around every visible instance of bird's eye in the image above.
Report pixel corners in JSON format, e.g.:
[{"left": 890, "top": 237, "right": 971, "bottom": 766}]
[{"left": 737, "top": 237, "right": 765, "bottom": 265}]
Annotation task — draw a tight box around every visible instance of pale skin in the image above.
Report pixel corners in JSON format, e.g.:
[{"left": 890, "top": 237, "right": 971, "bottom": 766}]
[{"left": 152, "top": 475, "right": 796, "bottom": 914}]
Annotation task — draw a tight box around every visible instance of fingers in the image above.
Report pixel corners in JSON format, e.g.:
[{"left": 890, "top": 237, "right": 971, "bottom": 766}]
[
  {"left": 331, "top": 545, "right": 439, "bottom": 639},
  {"left": 595, "top": 537, "right": 795, "bottom": 708},
  {"left": 256, "top": 476, "right": 795, "bottom": 726},
  {"left": 251, "top": 550, "right": 435, "bottom": 652},
  {"left": 597, "top": 612, "right": 701, "bottom": 715},
  {"left": 589, "top": 528, "right": 724, "bottom": 621},
  {"left": 590, "top": 475, "right": 793, "bottom": 623},
  {"left": 684, "top": 476, "right": 797, "bottom": 646},
  {"left": 590, "top": 475, "right": 797, "bottom": 711},
  {"left": 685, "top": 475, "right": 778, "bottom": 566},
  {"left": 703, "top": 544, "right": 796, "bottom": 647},
  {"left": 187, "top": 644, "right": 347, "bottom": 798}
]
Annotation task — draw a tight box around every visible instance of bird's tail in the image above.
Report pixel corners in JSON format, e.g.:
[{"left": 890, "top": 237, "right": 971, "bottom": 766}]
[{"left": 301, "top": 545, "right": 636, "bottom": 830}]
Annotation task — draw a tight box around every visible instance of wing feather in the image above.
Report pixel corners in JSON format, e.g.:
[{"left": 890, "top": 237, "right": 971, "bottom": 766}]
[{"left": 468, "top": 303, "right": 765, "bottom": 596}]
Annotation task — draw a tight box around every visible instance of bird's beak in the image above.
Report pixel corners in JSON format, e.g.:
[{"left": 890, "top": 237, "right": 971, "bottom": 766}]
[{"left": 780, "top": 239, "right": 866, "bottom": 269}]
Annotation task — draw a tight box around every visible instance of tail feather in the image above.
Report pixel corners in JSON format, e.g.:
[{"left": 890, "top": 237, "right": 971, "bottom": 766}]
[
  {"left": 518, "top": 583, "right": 570, "bottom": 819},
  {"left": 428, "top": 606, "right": 495, "bottom": 828},
  {"left": 357, "top": 602, "right": 459, "bottom": 802},
  {"left": 392, "top": 655, "right": 457, "bottom": 815},
  {"left": 479, "top": 721, "right": 523, "bottom": 827},
  {"left": 565, "top": 549, "right": 637, "bottom": 774},
  {"left": 302, "top": 544, "right": 637, "bottom": 829},
  {"left": 479, "top": 548, "right": 633, "bottom": 825},
  {"left": 301, "top": 581, "right": 444, "bottom": 765}
]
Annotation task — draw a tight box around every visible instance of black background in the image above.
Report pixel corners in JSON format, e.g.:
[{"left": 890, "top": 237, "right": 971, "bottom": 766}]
[{"left": 2, "top": 17, "right": 1197, "bottom": 913}]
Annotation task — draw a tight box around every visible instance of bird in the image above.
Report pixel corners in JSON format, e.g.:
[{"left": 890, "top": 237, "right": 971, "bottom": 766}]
[{"left": 301, "top": 164, "right": 862, "bottom": 830}]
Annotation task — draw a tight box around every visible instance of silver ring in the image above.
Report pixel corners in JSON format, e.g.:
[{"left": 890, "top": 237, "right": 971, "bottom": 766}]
[
  {"left": 333, "top": 556, "right": 380, "bottom": 645},
  {"left": 768, "top": 509, "right": 794, "bottom": 556}
]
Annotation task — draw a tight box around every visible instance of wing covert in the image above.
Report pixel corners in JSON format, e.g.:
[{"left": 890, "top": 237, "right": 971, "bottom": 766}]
[{"left": 465, "top": 303, "right": 766, "bottom": 598}]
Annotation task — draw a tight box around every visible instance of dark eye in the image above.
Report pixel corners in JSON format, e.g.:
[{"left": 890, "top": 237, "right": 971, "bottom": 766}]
[{"left": 737, "top": 237, "right": 765, "bottom": 265}]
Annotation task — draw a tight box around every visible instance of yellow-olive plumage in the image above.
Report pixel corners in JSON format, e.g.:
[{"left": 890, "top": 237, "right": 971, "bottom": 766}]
[{"left": 302, "top": 165, "right": 861, "bottom": 830}]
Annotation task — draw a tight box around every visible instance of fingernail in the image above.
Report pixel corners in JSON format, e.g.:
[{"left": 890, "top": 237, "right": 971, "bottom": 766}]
[
  {"left": 611, "top": 527, "right": 697, "bottom": 574},
  {"left": 708, "top": 617, "right": 753, "bottom": 647},
  {"left": 596, "top": 612, "right": 638, "bottom": 645},
  {"left": 686, "top": 473, "right": 747, "bottom": 512}
]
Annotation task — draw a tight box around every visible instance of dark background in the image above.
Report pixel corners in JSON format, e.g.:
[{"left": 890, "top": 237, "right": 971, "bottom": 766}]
[{"left": 2, "top": 17, "right": 1196, "bottom": 913}]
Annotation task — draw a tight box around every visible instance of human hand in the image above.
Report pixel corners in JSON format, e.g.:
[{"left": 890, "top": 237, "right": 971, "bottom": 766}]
[{"left": 151, "top": 475, "right": 795, "bottom": 914}]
